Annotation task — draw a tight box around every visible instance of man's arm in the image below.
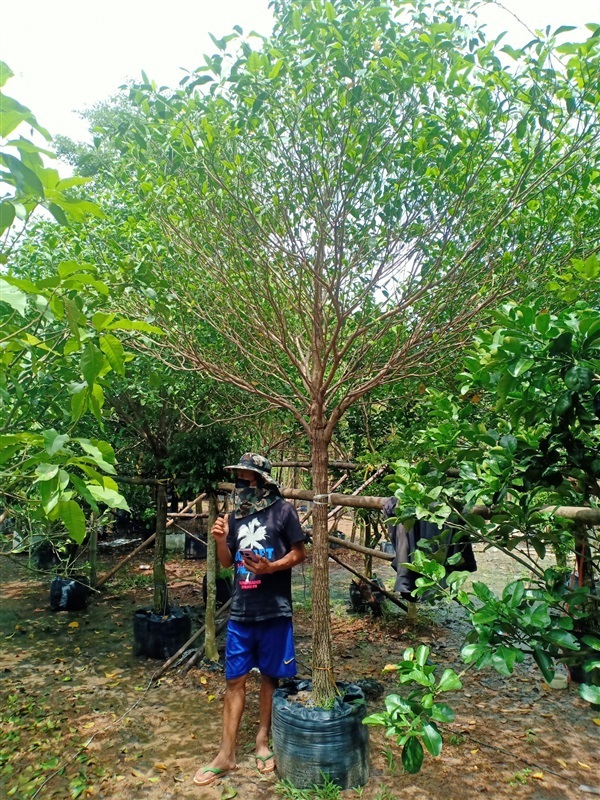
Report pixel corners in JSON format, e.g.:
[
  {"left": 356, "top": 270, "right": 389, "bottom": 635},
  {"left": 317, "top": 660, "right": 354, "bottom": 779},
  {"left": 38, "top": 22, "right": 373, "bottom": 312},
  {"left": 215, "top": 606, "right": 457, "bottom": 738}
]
[
  {"left": 244, "top": 541, "right": 306, "bottom": 575},
  {"left": 210, "top": 514, "right": 234, "bottom": 568}
]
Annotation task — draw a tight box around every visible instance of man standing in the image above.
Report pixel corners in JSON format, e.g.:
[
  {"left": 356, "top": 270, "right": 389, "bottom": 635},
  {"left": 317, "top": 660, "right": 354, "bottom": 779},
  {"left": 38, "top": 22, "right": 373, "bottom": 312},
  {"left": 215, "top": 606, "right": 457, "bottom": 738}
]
[{"left": 193, "top": 453, "right": 306, "bottom": 787}]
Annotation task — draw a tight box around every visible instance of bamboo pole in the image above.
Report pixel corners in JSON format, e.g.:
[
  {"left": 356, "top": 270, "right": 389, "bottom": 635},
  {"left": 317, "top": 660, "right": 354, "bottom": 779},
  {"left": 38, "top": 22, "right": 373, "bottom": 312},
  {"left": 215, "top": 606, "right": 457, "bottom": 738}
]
[
  {"left": 216, "top": 484, "right": 600, "bottom": 523},
  {"left": 88, "top": 513, "right": 98, "bottom": 588},
  {"left": 96, "top": 492, "right": 207, "bottom": 589},
  {"left": 153, "top": 483, "right": 168, "bottom": 615},
  {"left": 270, "top": 461, "right": 358, "bottom": 470},
  {"left": 204, "top": 493, "right": 219, "bottom": 662},
  {"left": 181, "top": 614, "right": 229, "bottom": 675}
]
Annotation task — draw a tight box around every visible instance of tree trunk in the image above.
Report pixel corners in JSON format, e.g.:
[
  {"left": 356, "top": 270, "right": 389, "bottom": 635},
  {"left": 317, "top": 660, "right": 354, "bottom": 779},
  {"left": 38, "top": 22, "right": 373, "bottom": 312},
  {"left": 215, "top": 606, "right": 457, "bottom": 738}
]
[
  {"left": 573, "top": 523, "right": 600, "bottom": 632},
  {"left": 88, "top": 513, "right": 98, "bottom": 588},
  {"left": 310, "top": 425, "right": 336, "bottom": 707},
  {"left": 204, "top": 493, "right": 219, "bottom": 662},
  {"left": 153, "top": 483, "right": 168, "bottom": 615}
]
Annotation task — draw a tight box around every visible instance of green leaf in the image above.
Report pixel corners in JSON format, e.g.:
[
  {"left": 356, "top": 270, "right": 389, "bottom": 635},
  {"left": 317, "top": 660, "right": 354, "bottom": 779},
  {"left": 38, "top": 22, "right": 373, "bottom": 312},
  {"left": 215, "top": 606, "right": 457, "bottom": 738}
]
[
  {"left": 416, "top": 645, "right": 430, "bottom": 667},
  {"left": 502, "top": 580, "right": 525, "bottom": 607},
  {"left": 532, "top": 648, "right": 555, "bottom": 683},
  {"left": 471, "top": 582, "right": 494, "bottom": 602},
  {"left": 35, "top": 463, "right": 59, "bottom": 482},
  {"left": 71, "top": 386, "right": 88, "bottom": 423},
  {"left": 0, "top": 61, "right": 15, "bottom": 88},
  {"left": 472, "top": 605, "right": 497, "bottom": 625},
  {"left": 80, "top": 342, "right": 104, "bottom": 388},
  {"left": 87, "top": 485, "right": 130, "bottom": 511},
  {"left": 362, "top": 713, "right": 388, "bottom": 726},
  {"left": 99, "top": 334, "right": 125, "bottom": 375},
  {"left": 535, "top": 312, "right": 551, "bottom": 334},
  {"left": 581, "top": 635, "right": 600, "bottom": 651},
  {"left": 508, "top": 358, "right": 534, "bottom": 378},
  {"left": 385, "top": 694, "right": 412, "bottom": 714},
  {"left": 430, "top": 702, "right": 455, "bottom": 723},
  {"left": 579, "top": 684, "right": 600, "bottom": 705},
  {"left": 57, "top": 260, "right": 95, "bottom": 279},
  {"left": 57, "top": 500, "right": 87, "bottom": 544},
  {"left": 0, "top": 200, "right": 16, "bottom": 234},
  {"left": 0, "top": 277, "right": 27, "bottom": 315},
  {"left": 91, "top": 311, "right": 116, "bottom": 331},
  {"left": 437, "top": 669, "right": 462, "bottom": 692},
  {"left": 48, "top": 203, "right": 68, "bottom": 225},
  {"left": 105, "top": 319, "right": 164, "bottom": 335},
  {"left": 422, "top": 722, "right": 443, "bottom": 757},
  {"left": 68, "top": 473, "right": 99, "bottom": 513},
  {"left": 491, "top": 646, "right": 518, "bottom": 676},
  {"left": 43, "top": 429, "right": 70, "bottom": 456},
  {"left": 461, "top": 643, "right": 487, "bottom": 664},
  {"left": 402, "top": 736, "right": 424, "bottom": 774},
  {"left": 543, "top": 629, "right": 580, "bottom": 650},
  {"left": 247, "top": 51, "right": 262, "bottom": 74}
]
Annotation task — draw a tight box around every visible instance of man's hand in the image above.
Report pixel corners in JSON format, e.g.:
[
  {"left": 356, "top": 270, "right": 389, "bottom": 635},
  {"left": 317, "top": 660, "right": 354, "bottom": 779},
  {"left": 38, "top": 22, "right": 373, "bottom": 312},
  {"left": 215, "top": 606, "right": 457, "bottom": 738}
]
[
  {"left": 243, "top": 554, "right": 271, "bottom": 575},
  {"left": 211, "top": 514, "right": 229, "bottom": 542}
]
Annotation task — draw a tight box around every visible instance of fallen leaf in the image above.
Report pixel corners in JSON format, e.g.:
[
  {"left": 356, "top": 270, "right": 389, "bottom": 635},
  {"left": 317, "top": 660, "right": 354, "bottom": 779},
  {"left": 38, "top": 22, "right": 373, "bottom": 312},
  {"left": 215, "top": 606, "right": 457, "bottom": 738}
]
[
  {"left": 556, "top": 758, "right": 568, "bottom": 768},
  {"left": 220, "top": 785, "right": 238, "bottom": 799},
  {"left": 592, "top": 718, "right": 600, "bottom": 726},
  {"left": 200, "top": 676, "right": 207, "bottom": 685},
  {"left": 578, "top": 762, "right": 591, "bottom": 770},
  {"left": 532, "top": 772, "right": 544, "bottom": 780},
  {"left": 208, "top": 695, "right": 215, "bottom": 702},
  {"left": 104, "top": 672, "right": 119, "bottom": 679},
  {"left": 68, "top": 621, "right": 79, "bottom": 628},
  {"left": 154, "top": 763, "right": 168, "bottom": 772},
  {"left": 470, "top": 749, "right": 479, "bottom": 754},
  {"left": 173, "top": 775, "right": 185, "bottom": 783}
]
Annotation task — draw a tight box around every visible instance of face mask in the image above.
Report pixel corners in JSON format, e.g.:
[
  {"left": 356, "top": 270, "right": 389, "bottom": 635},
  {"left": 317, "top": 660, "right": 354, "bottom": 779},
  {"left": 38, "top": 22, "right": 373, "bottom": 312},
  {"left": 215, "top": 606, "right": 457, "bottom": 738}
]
[{"left": 235, "top": 477, "right": 254, "bottom": 490}]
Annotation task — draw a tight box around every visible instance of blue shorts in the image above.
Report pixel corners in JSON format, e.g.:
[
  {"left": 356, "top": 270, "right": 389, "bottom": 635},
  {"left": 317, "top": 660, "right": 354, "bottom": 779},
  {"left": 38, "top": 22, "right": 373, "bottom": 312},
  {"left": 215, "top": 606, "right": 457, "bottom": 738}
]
[{"left": 225, "top": 618, "right": 297, "bottom": 680}]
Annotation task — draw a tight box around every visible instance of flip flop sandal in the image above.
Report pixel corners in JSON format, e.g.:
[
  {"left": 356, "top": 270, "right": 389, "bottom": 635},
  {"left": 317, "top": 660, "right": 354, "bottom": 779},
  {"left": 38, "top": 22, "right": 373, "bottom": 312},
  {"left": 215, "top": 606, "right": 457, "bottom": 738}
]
[
  {"left": 255, "top": 752, "right": 276, "bottom": 774},
  {"left": 193, "top": 765, "right": 236, "bottom": 786}
]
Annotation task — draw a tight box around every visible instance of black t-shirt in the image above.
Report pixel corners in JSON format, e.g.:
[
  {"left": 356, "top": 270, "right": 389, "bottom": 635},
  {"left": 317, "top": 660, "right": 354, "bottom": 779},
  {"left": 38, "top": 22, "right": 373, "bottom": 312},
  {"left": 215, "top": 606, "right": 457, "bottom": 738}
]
[{"left": 226, "top": 498, "right": 305, "bottom": 623}]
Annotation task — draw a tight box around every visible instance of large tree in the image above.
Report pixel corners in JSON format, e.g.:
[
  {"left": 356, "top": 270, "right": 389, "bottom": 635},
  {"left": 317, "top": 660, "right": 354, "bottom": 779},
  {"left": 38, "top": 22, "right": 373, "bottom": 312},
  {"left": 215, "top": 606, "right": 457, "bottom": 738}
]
[{"left": 90, "top": 0, "right": 600, "bottom": 704}]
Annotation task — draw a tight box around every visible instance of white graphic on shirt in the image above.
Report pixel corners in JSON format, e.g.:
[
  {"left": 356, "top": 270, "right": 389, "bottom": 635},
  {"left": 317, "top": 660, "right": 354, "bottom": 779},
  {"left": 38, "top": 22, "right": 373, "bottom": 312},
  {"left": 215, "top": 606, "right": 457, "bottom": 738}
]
[
  {"left": 238, "top": 518, "right": 267, "bottom": 549},
  {"left": 236, "top": 518, "right": 269, "bottom": 585}
]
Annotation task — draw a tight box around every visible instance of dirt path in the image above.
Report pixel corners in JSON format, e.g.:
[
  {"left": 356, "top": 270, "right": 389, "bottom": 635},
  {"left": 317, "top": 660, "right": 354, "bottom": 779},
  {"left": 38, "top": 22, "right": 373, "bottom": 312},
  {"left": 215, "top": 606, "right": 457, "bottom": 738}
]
[{"left": 0, "top": 545, "right": 598, "bottom": 800}]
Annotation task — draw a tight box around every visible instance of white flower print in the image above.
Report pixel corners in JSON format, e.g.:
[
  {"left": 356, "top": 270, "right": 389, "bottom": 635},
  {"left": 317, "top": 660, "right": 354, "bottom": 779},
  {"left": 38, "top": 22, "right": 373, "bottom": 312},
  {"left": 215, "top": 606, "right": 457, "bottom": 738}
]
[{"left": 238, "top": 518, "right": 267, "bottom": 549}]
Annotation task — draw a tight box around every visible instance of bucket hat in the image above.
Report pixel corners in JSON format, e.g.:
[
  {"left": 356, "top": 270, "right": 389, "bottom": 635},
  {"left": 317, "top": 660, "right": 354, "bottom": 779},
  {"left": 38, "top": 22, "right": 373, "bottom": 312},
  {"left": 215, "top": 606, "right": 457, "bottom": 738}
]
[{"left": 225, "top": 453, "right": 279, "bottom": 486}]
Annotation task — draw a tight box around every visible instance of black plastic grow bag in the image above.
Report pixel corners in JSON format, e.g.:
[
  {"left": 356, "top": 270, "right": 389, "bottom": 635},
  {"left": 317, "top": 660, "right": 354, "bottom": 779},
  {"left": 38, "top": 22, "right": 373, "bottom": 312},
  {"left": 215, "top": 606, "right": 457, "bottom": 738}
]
[
  {"left": 202, "top": 575, "right": 232, "bottom": 608},
  {"left": 272, "top": 679, "right": 370, "bottom": 789},
  {"left": 50, "top": 576, "right": 89, "bottom": 611},
  {"left": 133, "top": 606, "right": 191, "bottom": 659}
]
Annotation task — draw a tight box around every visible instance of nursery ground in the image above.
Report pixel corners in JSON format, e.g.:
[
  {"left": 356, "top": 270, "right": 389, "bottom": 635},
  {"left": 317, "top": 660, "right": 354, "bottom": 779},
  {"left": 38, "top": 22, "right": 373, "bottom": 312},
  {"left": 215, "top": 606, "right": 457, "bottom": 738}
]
[{"left": 0, "top": 542, "right": 598, "bottom": 800}]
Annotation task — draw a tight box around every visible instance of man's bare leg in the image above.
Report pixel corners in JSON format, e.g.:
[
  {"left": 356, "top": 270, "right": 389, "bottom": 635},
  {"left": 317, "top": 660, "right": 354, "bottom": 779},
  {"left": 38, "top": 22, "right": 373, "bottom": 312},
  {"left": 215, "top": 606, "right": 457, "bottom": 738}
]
[
  {"left": 198, "top": 674, "right": 247, "bottom": 775},
  {"left": 255, "top": 673, "right": 277, "bottom": 772}
]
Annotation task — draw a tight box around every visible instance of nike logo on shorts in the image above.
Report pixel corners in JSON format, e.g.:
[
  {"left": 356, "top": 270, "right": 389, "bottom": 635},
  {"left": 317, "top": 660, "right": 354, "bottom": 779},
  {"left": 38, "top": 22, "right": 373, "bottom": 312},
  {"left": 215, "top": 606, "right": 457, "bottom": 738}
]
[{"left": 283, "top": 658, "right": 294, "bottom": 664}]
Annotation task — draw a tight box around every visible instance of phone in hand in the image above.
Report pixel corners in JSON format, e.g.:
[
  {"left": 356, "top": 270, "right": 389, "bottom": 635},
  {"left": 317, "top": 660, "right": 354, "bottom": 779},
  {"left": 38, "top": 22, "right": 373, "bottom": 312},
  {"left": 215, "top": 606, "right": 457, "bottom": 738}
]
[{"left": 240, "top": 548, "right": 260, "bottom": 564}]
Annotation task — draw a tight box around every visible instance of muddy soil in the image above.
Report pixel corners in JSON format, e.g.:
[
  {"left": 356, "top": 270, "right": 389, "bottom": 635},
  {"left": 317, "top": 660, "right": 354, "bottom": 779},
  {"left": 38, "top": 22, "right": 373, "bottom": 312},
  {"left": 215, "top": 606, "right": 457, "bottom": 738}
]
[{"left": 0, "top": 539, "right": 598, "bottom": 800}]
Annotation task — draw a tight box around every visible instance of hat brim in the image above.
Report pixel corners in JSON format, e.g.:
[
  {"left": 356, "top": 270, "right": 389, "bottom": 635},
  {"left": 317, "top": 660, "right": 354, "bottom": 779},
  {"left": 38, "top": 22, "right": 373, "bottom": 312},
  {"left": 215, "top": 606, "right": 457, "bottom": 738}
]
[{"left": 225, "top": 464, "right": 279, "bottom": 486}]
